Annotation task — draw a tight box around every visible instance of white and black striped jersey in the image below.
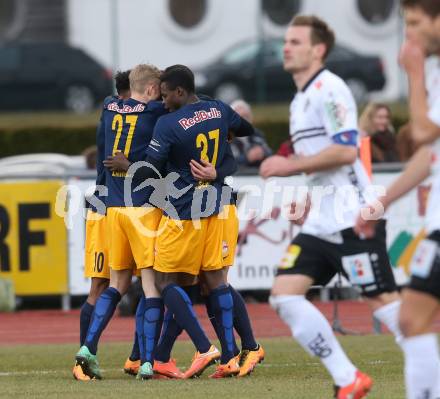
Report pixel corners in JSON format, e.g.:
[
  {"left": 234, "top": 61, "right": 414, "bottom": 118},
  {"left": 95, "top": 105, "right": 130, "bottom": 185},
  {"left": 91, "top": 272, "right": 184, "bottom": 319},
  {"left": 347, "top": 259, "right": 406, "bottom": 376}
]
[
  {"left": 424, "top": 56, "right": 440, "bottom": 233},
  {"left": 289, "top": 68, "right": 372, "bottom": 237}
]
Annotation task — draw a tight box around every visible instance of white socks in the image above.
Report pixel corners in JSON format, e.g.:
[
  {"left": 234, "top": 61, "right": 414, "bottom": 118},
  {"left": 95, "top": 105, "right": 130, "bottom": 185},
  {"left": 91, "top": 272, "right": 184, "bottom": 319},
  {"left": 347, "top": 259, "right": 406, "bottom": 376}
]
[
  {"left": 270, "top": 295, "right": 356, "bottom": 386},
  {"left": 373, "top": 300, "right": 403, "bottom": 347},
  {"left": 402, "top": 334, "right": 439, "bottom": 399},
  {"left": 375, "top": 301, "right": 440, "bottom": 398}
]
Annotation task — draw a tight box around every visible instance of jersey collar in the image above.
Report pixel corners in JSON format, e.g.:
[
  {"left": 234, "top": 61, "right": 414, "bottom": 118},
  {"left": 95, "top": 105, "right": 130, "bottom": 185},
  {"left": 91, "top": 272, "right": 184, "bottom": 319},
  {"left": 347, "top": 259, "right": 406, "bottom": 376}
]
[{"left": 301, "top": 67, "right": 326, "bottom": 92}]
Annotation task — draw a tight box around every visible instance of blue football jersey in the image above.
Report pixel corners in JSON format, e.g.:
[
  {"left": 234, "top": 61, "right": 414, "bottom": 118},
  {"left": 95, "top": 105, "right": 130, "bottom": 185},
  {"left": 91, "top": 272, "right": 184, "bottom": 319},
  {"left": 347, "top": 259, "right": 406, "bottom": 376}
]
[
  {"left": 146, "top": 99, "right": 242, "bottom": 219},
  {"left": 86, "top": 95, "right": 116, "bottom": 214},
  {"left": 103, "top": 97, "right": 167, "bottom": 207}
]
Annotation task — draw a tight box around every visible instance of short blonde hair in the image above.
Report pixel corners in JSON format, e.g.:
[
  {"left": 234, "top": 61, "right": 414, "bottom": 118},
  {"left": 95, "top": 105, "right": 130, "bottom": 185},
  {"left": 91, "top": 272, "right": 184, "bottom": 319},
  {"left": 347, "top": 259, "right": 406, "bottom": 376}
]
[{"left": 129, "top": 64, "right": 161, "bottom": 94}]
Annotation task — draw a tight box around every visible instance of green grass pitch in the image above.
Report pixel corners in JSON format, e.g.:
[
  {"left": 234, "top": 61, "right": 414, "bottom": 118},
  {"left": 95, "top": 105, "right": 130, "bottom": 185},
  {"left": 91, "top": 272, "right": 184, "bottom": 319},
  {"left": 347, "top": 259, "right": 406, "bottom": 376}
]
[{"left": 0, "top": 336, "right": 406, "bottom": 398}]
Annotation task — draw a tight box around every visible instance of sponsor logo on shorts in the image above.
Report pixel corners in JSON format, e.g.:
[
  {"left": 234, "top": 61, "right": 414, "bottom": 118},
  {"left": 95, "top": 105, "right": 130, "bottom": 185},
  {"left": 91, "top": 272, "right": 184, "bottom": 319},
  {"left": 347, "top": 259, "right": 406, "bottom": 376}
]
[
  {"left": 342, "top": 253, "right": 374, "bottom": 285},
  {"left": 222, "top": 240, "right": 229, "bottom": 259},
  {"left": 410, "top": 239, "right": 438, "bottom": 279},
  {"left": 279, "top": 244, "right": 301, "bottom": 270}
]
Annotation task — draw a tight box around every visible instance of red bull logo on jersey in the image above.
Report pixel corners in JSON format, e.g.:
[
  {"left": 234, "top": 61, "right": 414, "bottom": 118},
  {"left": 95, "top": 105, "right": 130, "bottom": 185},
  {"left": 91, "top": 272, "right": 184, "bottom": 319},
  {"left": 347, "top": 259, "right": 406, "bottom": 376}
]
[
  {"left": 178, "top": 108, "right": 222, "bottom": 130},
  {"left": 107, "top": 102, "right": 145, "bottom": 113}
]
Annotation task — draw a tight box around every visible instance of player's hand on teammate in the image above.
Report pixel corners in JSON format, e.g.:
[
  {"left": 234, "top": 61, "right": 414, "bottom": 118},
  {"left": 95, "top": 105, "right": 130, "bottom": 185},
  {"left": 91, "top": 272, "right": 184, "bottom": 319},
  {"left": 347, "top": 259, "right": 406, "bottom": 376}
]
[
  {"left": 103, "top": 151, "right": 131, "bottom": 172},
  {"left": 259, "top": 155, "right": 298, "bottom": 178},
  {"left": 288, "top": 193, "right": 311, "bottom": 226},
  {"left": 399, "top": 39, "right": 425, "bottom": 76},
  {"left": 354, "top": 205, "right": 381, "bottom": 239},
  {"left": 190, "top": 159, "right": 217, "bottom": 181}
]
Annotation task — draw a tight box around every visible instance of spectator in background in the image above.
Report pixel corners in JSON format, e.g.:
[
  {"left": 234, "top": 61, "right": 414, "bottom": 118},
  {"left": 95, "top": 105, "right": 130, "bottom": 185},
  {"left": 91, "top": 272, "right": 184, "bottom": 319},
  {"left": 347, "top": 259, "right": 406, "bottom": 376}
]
[
  {"left": 230, "top": 100, "right": 272, "bottom": 166},
  {"left": 359, "top": 103, "right": 399, "bottom": 163}
]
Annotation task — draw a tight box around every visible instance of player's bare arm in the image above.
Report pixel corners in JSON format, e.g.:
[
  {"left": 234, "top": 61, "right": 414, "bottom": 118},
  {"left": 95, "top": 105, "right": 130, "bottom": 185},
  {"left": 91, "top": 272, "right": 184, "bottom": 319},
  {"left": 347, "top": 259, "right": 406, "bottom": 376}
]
[
  {"left": 400, "top": 40, "right": 440, "bottom": 144},
  {"left": 259, "top": 144, "right": 356, "bottom": 178},
  {"left": 354, "top": 146, "right": 431, "bottom": 238}
]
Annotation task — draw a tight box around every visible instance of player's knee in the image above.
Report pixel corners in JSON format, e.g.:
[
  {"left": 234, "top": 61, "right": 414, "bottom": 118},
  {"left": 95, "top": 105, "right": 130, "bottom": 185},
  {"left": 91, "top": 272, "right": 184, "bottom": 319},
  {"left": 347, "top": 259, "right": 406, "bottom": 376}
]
[
  {"left": 88, "top": 278, "right": 109, "bottom": 304},
  {"left": 154, "top": 279, "right": 168, "bottom": 294},
  {"left": 365, "top": 291, "right": 400, "bottom": 311},
  {"left": 399, "top": 311, "right": 427, "bottom": 337},
  {"left": 203, "top": 270, "right": 226, "bottom": 291},
  {"left": 109, "top": 280, "right": 130, "bottom": 296}
]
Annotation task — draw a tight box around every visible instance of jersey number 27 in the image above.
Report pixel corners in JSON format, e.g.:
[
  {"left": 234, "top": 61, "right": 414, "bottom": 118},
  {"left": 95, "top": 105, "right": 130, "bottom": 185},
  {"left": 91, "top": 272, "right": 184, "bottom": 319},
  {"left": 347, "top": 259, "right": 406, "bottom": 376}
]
[{"left": 111, "top": 114, "right": 138, "bottom": 156}]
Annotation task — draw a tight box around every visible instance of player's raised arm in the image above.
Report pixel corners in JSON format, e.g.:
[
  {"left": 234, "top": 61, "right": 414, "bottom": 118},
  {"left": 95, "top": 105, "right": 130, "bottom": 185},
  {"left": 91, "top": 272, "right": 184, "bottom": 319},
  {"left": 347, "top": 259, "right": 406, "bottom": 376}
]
[
  {"left": 355, "top": 145, "right": 431, "bottom": 238},
  {"left": 221, "top": 101, "right": 256, "bottom": 138},
  {"left": 400, "top": 40, "right": 440, "bottom": 144},
  {"left": 229, "top": 116, "right": 255, "bottom": 137}
]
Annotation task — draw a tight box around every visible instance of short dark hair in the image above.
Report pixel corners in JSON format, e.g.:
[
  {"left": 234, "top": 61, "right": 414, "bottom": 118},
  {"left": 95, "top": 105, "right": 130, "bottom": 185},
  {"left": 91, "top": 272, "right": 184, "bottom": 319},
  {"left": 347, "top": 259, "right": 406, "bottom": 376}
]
[
  {"left": 160, "top": 64, "right": 195, "bottom": 93},
  {"left": 401, "top": 0, "right": 440, "bottom": 17},
  {"left": 290, "top": 15, "right": 335, "bottom": 59},
  {"left": 114, "top": 70, "right": 131, "bottom": 95}
]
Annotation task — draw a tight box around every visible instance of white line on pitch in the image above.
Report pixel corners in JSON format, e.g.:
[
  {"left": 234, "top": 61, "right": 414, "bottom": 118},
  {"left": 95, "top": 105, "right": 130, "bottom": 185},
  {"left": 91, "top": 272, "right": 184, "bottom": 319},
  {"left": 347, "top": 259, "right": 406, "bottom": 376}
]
[{"left": 0, "top": 360, "right": 392, "bottom": 377}]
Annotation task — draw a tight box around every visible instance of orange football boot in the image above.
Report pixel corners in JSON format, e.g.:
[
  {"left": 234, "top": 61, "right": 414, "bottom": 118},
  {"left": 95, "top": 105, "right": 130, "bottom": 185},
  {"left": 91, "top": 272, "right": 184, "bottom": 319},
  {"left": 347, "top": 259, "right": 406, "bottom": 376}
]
[
  {"left": 123, "top": 358, "right": 141, "bottom": 376},
  {"left": 209, "top": 357, "right": 240, "bottom": 378},
  {"left": 238, "top": 345, "right": 265, "bottom": 377},
  {"left": 73, "top": 363, "right": 91, "bottom": 381},
  {"left": 335, "top": 370, "right": 373, "bottom": 399},
  {"left": 153, "top": 358, "right": 184, "bottom": 379},
  {"left": 184, "top": 345, "right": 220, "bottom": 379}
]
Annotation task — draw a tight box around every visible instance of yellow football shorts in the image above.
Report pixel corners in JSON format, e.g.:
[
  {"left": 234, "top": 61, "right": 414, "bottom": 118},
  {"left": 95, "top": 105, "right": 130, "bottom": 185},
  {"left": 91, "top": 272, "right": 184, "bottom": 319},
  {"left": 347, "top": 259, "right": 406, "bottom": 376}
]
[
  {"left": 154, "top": 213, "right": 224, "bottom": 276},
  {"left": 221, "top": 204, "right": 239, "bottom": 267},
  {"left": 84, "top": 210, "right": 110, "bottom": 279},
  {"left": 107, "top": 207, "right": 162, "bottom": 271}
]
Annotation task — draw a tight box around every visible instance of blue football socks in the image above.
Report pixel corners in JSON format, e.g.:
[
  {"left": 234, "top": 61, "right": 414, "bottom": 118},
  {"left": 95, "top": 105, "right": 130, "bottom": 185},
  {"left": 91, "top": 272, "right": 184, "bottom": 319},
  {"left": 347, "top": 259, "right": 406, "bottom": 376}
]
[
  {"left": 208, "top": 285, "right": 236, "bottom": 364},
  {"left": 84, "top": 287, "right": 121, "bottom": 355},
  {"left": 161, "top": 283, "right": 211, "bottom": 354},
  {"left": 79, "top": 301, "right": 94, "bottom": 347},
  {"left": 155, "top": 310, "right": 183, "bottom": 362},
  {"left": 130, "top": 296, "right": 145, "bottom": 361},
  {"left": 205, "top": 295, "right": 240, "bottom": 356},
  {"left": 141, "top": 297, "right": 164, "bottom": 364},
  {"left": 230, "top": 285, "right": 258, "bottom": 350}
]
